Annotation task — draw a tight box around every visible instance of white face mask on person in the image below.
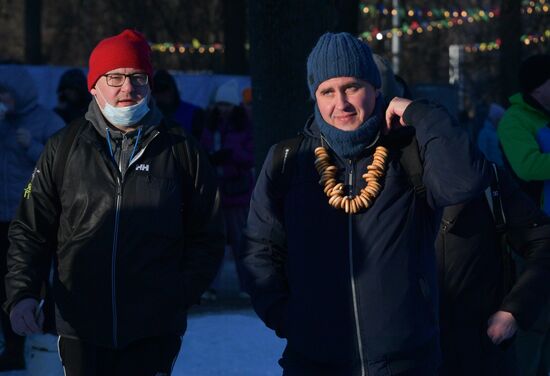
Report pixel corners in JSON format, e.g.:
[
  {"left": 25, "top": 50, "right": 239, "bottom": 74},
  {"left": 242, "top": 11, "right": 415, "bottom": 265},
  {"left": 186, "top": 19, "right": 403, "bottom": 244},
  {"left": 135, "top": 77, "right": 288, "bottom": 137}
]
[{"left": 94, "top": 88, "right": 150, "bottom": 127}]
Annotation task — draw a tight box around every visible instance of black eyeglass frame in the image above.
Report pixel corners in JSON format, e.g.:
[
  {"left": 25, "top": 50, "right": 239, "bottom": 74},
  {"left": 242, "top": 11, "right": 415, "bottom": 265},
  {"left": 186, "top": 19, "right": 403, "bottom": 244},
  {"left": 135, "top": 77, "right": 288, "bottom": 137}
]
[{"left": 102, "top": 73, "right": 149, "bottom": 87}]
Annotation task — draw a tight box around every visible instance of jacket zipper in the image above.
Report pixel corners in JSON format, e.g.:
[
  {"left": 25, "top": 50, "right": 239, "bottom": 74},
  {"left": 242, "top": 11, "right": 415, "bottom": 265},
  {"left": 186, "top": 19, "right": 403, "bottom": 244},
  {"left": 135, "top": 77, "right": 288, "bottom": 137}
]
[
  {"left": 110, "top": 134, "right": 128, "bottom": 348},
  {"left": 109, "top": 131, "right": 158, "bottom": 347},
  {"left": 111, "top": 175, "right": 122, "bottom": 348},
  {"left": 347, "top": 159, "right": 367, "bottom": 376}
]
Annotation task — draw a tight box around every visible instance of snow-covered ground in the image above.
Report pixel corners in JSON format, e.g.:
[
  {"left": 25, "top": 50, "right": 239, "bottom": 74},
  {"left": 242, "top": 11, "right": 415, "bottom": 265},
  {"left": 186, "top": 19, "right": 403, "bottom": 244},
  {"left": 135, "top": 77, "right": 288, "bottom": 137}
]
[
  {"left": 1, "top": 309, "right": 286, "bottom": 376},
  {"left": 174, "top": 310, "right": 286, "bottom": 375}
]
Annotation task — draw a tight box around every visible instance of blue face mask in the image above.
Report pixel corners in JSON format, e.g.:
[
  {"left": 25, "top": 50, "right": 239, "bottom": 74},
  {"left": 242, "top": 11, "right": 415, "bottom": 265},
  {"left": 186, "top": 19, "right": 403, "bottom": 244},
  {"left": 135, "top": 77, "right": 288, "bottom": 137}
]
[{"left": 95, "top": 89, "right": 150, "bottom": 127}]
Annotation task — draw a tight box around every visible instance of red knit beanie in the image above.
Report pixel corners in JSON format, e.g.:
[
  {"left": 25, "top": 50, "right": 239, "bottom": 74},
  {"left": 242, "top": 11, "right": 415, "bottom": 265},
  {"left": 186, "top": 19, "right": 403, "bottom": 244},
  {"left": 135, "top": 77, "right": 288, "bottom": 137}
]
[{"left": 87, "top": 29, "right": 153, "bottom": 91}]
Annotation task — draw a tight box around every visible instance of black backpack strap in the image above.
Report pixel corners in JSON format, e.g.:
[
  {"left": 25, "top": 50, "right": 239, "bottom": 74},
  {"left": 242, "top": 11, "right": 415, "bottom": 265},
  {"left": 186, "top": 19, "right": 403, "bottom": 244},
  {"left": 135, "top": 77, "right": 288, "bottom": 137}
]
[
  {"left": 383, "top": 127, "right": 426, "bottom": 199},
  {"left": 271, "top": 134, "right": 304, "bottom": 195},
  {"left": 484, "top": 163, "right": 507, "bottom": 233},
  {"left": 52, "top": 117, "right": 87, "bottom": 192},
  {"left": 165, "top": 123, "right": 190, "bottom": 173},
  {"left": 163, "top": 122, "right": 194, "bottom": 210},
  {"left": 399, "top": 135, "right": 426, "bottom": 199},
  {"left": 484, "top": 163, "right": 515, "bottom": 294}
]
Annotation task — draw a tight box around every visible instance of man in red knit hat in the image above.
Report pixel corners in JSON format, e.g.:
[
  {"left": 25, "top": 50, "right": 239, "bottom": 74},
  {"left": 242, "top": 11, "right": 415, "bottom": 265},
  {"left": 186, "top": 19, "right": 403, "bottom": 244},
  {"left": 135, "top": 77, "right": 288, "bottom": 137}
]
[{"left": 3, "top": 29, "right": 225, "bottom": 375}]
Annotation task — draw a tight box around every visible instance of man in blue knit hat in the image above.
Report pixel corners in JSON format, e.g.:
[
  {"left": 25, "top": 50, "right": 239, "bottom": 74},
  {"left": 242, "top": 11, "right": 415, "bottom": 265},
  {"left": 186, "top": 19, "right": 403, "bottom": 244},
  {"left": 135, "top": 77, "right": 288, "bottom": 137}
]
[{"left": 240, "top": 32, "right": 490, "bottom": 375}]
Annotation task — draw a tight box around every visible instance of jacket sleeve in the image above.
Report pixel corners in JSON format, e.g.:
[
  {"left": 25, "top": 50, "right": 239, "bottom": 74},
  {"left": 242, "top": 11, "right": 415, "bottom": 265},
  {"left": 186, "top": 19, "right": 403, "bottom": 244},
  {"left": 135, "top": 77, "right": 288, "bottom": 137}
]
[
  {"left": 402, "top": 99, "right": 491, "bottom": 208},
  {"left": 498, "top": 110, "right": 550, "bottom": 181},
  {"left": 497, "top": 170, "right": 550, "bottom": 330},
  {"left": 180, "top": 135, "right": 226, "bottom": 307},
  {"left": 239, "top": 145, "right": 289, "bottom": 338},
  {"left": 4, "top": 135, "right": 61, "bottom": 313}
]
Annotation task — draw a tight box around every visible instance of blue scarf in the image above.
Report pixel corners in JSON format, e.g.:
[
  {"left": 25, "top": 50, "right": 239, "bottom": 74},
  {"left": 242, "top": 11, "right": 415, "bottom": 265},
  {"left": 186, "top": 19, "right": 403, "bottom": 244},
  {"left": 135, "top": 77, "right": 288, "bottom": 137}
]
[{"left": 315, "top": 95, "right": 384, "bottom": 159}]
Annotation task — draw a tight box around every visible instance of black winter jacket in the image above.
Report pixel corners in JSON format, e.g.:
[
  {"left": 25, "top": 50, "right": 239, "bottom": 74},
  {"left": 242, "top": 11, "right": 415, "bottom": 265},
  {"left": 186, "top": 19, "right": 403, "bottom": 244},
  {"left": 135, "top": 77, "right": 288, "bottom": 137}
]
[
  {"left": 437, "top": 166, "right": 550, "bottom": 330},
  {"left": 241, "top": 100, "right": 490, "bottom": 375},
  {"left": 4, "top": 118, "right": 225, "bottom": 348},
  {"left": 437, "top": 166, "right": 550, "bottom": 376}
]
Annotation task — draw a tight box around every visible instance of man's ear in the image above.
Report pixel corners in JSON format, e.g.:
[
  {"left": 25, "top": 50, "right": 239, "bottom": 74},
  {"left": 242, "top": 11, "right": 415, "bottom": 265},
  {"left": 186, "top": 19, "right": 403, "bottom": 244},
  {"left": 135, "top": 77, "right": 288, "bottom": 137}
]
[{"left": 90, "top": 88, "right": 97, "bottom": 96}]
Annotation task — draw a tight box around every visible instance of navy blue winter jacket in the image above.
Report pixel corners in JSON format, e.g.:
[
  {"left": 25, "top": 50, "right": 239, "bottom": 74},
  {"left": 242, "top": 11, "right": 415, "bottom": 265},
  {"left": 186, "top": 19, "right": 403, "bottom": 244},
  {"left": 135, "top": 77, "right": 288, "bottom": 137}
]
[{"left": 241, "top": 100, "right": 490, "bottom": 375}]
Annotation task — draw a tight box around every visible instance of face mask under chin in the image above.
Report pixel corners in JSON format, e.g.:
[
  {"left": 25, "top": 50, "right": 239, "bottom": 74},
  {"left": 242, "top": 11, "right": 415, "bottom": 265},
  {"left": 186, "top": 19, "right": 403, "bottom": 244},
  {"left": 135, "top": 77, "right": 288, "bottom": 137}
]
[{"left": 95, "top": 88, "right": 150, "bottom": 127}]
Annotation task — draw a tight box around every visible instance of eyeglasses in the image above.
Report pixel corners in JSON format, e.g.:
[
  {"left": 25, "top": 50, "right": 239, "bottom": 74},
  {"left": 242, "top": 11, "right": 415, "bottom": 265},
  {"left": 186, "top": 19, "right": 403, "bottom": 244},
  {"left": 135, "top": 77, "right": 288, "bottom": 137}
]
[{"left": 103, "top": 73, "right": 149, "bottom": 87}]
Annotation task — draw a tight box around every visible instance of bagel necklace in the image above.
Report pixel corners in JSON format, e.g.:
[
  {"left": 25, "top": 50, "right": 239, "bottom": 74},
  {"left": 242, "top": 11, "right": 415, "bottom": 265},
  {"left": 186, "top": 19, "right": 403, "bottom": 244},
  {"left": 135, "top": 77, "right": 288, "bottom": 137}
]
[{"left": 314, "top": 144, "right": 389, "bottom": 214}]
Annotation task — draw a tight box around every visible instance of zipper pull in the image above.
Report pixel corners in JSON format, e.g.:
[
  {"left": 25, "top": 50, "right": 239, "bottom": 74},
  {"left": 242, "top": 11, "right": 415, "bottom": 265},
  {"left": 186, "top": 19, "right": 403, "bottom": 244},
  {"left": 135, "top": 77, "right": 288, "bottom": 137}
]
[
  {"left": 116, "top": 177, "right": 122, "bottom": 196},
  {"left": 347, "top": 159, "right": 353, "bottom": 196},
  {"left": 441, "top": 219, "right": 453, "bottom": 232}
]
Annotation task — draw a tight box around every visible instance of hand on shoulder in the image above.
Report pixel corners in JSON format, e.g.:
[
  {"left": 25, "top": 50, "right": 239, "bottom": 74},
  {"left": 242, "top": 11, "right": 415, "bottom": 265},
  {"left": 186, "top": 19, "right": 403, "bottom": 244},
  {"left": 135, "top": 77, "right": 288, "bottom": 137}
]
[{"left": 384, "top": 97, "right": 413, "bottom": 134}]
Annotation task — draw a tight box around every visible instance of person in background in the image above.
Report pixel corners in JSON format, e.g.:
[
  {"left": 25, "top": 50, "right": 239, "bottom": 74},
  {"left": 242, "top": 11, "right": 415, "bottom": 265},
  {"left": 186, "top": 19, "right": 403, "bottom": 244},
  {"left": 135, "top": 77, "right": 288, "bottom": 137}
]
[
  {"left": 373, "top": 54, "right": 403, "bottom": 105},
  {"left": 3, "top": 29, "right": 224, "bottom": 376},
  {"left": 0, "top": 64, "right": 64, "bottom": 371},
  {"left": 152, "top": 69, "right": 205, "bottom": 140},
  {"left": 498, "top": 53, "right": 550, "bottom": 376},
  {"left": 477, "top": 103, "right": 506, "bottom": 166},
  {"left": 436, "top": 164, "right": 550, "bottom": 376},
  {"left": 200, "top": 80, "right": 254, "bottom": 300},
  {"left": 242, "top": 86, "right": 253, "bottom": 122},
  {"left": 54, "top": 68, "right": 92, "bottom": 124}
]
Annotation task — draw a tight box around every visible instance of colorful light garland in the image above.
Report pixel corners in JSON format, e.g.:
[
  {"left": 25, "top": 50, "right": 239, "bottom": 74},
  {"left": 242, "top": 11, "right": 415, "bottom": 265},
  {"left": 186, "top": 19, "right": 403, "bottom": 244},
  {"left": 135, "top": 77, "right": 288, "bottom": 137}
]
[
  {"left": 463, "top": 30, "right": 549, "bottom": 53},
  {"left": 150, "top": 1, "right": 548, "bottom": 55},
  {"left": 150, "top": 39, "right": 224, "bottom": 55},
  {"left": 360, "top": 4, "right": 498, "bottom": 21},
  {"left": 359, "top": 2, "right": 548, "bottom": 42},
  {"left": 359, "top": 0, "right": 546, "bottom": 20}
]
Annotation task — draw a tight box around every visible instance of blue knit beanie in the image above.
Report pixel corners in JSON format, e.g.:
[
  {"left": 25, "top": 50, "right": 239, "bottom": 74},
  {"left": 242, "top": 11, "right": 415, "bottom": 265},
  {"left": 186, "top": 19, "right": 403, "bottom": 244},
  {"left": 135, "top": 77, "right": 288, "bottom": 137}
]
[{"left": 306, "top": 32, "right": 381, "bottom": 99}]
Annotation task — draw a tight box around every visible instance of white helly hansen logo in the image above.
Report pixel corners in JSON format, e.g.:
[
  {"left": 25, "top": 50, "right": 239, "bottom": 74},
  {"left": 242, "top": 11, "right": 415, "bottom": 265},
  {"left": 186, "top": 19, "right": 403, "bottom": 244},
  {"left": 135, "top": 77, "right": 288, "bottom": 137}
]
[{"left": 136, "top": 164, "right": 150, "bottom": 172}]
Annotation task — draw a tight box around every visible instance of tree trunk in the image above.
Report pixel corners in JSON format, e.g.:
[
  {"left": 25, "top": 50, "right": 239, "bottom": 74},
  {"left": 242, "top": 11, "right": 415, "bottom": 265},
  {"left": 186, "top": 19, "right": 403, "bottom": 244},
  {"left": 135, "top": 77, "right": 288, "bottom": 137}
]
[
  {"left": 499, "top": 0, "right": 522, "bottom": 104},
  {"left": 223, "top": 0, "right": 248, "bottom": 74},
  {"left": 25, "top": 0, "right": 42, "bottom": 64},
  {"left": 249, "top": 0, "right": 360, "bottom": 169}
]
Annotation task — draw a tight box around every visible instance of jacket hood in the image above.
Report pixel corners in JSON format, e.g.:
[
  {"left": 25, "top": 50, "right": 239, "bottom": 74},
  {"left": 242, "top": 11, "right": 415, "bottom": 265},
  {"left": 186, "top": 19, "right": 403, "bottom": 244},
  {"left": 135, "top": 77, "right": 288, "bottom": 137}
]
[
  {"left": 302, "top": 114, "right": 322, "bottom": 139},
  {"left": 0, "top": 65, "right": 38, "bottom": 115},
  {"left": 510, "top": 93, "right": 550, "bottom": 119}
]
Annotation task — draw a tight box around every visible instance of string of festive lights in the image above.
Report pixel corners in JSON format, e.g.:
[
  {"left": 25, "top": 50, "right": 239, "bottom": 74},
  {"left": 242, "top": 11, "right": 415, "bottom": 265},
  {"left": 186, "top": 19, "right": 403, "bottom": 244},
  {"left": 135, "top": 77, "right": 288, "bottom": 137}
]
[
  {"left": 359, "top": 0, "right": 547, "bottom": 20},
  {"left": 360, "top": 15, "right": 491, "bottom": 42},
  {"left": 150, "top": 1, "right": 548, "bottom": 55},
  {"left": 359, "top": 3, "right": 548, "bottom": 42},
  {"left": 360, "top": 4, "right": 498, "bottom": 20},
  {"left": 150, "top": 39, "right": 224, "bottom": 55},
  {"left": 463, "top": 30, "right": 549, "bottom": 53}
]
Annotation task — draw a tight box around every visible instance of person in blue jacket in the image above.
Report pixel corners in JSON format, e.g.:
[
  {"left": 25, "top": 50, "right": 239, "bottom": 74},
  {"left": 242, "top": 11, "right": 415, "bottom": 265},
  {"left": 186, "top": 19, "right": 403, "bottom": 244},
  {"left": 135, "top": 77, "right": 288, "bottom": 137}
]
[
  {"left": 240, "top": 32, "right": 490, "bottom": 376},
  {"left": 0, "top": 64, "right": 64, "bottom": 370}
]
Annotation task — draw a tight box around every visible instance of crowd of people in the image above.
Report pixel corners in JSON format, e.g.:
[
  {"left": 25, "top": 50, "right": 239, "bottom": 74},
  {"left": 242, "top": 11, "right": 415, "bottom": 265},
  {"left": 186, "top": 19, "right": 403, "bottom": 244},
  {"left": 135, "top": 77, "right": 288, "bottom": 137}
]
[{"left": 0, "top": 28, "right": 549, "bottom": 376}]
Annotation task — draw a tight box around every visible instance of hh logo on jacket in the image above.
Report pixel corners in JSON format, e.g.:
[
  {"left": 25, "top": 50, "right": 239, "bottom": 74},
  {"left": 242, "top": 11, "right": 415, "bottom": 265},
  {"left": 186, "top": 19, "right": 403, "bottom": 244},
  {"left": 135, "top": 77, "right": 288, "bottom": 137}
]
[{"left": 136, "top": 164, "right": 149, "bottom": 172}]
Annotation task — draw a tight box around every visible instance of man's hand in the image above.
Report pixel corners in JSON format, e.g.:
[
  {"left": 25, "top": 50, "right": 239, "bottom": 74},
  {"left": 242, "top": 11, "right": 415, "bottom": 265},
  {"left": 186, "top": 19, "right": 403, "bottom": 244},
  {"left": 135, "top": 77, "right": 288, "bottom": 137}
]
[
  {"left": 384, "top": 97, "right": 412, "bottom": 134},
  {"left": 15, "top": 128, "right": 32, "bottom": 149},
  {"left": 9, "top": 298, "right": 44, "bottom": 336},
  {"left": 487, "top": 310, "right": 518, "bottom": 344}
]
